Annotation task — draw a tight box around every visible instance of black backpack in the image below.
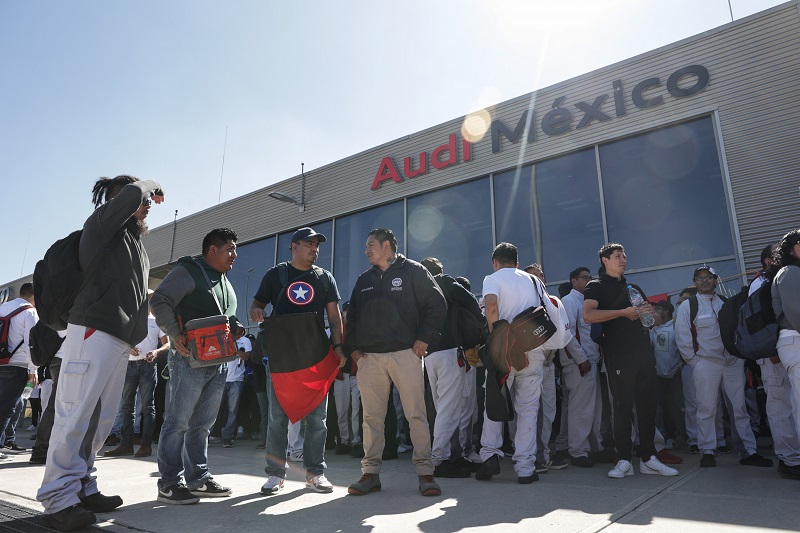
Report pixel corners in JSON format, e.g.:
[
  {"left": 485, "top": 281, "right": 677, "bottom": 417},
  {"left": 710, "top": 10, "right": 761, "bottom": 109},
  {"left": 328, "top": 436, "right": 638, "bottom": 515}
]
[
  {"left": 439, "top": 276, "right": 487, "bottom": 348},
  {"left": 29, "top": 320, "right": 65, "bottom": 367},
  {"left": 33, "top": 229, "right": 122, "bottom": 331},
  {"left": 0, "top": 304, "right": 33, "bottom": 365},
  {"left": 718, "top": 282, "right": 781, "bottom": 361}
]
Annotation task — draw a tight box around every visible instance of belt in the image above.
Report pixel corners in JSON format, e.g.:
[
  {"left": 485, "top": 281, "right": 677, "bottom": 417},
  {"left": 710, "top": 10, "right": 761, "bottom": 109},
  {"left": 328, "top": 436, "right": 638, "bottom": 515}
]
[{"left": 129, "top": 359, "right": 155, "bottom": 365}]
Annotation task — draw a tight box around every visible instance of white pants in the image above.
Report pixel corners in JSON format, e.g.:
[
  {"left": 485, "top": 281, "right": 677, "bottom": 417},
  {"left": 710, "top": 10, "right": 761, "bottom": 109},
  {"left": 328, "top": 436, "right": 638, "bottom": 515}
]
[
  {"left": 37, "top": 324, "right": 130, "bottom": 514},
  {"left": 693, "top": 357, "right": 756, "bottom": 455},
  {"left": 536, "top": 363, "right": 557, "bottom": 463},
  {"left": 288, "top": 419, "right": 304, "bottom": 453},
  {"left": 425, "top": 348, "right": 464, "bottom": 464},
  {"left": 480, "top": 354, "right": 544, "bottom": 477},
  {"left": 333, "top": 373, "right": 361, "bottom": 445},
  {"left": 759, "top": 357, "right": 800, "bottom": 466},
  {"left": 777, "top": 330, "right": 800, "bottom": 450},
  {"left": 560, "top": 362, "right": 599, "bottom": 458},
  {"left": 458, "top": 365, "right": 478, "bottom": 457}
]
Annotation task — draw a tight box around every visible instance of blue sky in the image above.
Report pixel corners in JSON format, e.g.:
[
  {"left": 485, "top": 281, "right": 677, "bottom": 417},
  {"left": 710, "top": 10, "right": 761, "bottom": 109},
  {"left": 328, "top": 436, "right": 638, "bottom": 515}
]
[{"left": 0, "top": 0, "right": 786, "bottom": 284}]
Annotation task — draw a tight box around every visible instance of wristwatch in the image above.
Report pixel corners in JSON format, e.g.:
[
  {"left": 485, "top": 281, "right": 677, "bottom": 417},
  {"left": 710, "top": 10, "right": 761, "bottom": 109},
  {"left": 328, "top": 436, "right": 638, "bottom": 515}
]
[{"left": 332, "top": 343, "right": 344, "bottom": 350}]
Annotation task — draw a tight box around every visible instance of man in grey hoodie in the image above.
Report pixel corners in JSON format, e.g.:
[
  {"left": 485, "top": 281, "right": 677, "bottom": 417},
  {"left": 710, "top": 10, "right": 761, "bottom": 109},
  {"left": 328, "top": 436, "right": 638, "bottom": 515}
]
[{"left": 37, "top": 176, "right": 164, "bottom": 532}]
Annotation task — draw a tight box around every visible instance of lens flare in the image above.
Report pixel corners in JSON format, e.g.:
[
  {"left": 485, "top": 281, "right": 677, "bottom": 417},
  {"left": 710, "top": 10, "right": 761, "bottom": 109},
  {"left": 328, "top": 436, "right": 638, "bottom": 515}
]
[{"left": 461, "top": 108, "right": 492, "bottom": 143}]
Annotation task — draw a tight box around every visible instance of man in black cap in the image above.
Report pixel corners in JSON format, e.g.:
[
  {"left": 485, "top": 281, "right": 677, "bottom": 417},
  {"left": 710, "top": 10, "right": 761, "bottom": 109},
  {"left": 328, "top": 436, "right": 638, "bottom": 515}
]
[{"left": 250, "top": 227, "right": 346, "bottom": 495}]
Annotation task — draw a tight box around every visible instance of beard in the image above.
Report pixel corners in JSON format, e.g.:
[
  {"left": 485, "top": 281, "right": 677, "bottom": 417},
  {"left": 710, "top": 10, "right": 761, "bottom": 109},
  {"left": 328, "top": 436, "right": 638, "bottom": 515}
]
[{"left": 127, "top": 217, "right": 149, "bottom": 237}]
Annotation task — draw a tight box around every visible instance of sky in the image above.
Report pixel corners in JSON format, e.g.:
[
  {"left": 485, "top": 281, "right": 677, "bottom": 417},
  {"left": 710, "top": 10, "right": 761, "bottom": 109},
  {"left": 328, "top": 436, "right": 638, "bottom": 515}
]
[{"left": 0, "top": 0, "right": 787, "bottom": 285}]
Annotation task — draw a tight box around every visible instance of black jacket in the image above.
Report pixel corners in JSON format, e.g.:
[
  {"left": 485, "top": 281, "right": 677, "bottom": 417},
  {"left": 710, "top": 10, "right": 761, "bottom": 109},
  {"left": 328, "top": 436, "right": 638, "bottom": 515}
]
[
  {"left": 344, "top": 254, "right": 447, "bottom": 355},
  {"left": 428, "top": 273, "right": 483, "bottom": 353}
]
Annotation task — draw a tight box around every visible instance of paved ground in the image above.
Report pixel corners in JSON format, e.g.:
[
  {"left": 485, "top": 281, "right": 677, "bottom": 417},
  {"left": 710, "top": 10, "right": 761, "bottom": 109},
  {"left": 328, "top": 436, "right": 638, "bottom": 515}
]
[{"left": 1, "top": 429, "right": 797, "bottom": 533}]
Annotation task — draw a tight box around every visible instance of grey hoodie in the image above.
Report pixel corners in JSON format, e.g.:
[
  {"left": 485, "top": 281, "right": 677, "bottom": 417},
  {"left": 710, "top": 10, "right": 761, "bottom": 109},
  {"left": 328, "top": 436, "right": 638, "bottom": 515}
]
[{"left": 773, "top": 265, "right": 800, "bottom": 332}]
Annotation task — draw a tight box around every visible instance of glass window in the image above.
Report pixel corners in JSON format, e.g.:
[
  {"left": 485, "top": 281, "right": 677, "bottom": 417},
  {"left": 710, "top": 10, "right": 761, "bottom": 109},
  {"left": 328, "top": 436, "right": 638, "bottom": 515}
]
[
  {"left": 407, "top": 178, "right": 493, "bottom": 295},
  {"left": 599, "top": 116, "right": 734, "bottom": 269},
  {"left": 333, "top": 202, "right": 405, "bottom": 306},
  {"left": 624, "top": 259, "right": 739, "bottom": 306},
  {"left": 226, "top": 236, "right": 276, "bottom": 332},
  {"left": 494, "top": 165, "right": 538, "bottom": 268},
  {"left": 276, "top": 221, "right": 333, "bottom": 271},
  {"left": 534, "top": 149, "right": 605, "bottom": 281}
]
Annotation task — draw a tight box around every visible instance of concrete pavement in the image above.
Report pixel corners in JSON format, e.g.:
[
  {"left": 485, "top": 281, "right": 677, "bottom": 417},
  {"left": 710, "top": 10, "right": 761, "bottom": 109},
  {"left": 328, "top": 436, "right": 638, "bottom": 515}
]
[{"left": 1, "top": 432, "right": 797, "bottom": 533}]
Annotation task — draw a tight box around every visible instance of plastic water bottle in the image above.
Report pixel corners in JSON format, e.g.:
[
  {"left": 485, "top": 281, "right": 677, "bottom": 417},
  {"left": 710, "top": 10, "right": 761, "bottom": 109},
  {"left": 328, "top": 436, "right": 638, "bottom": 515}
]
[
  {"left": 20, "top": 381, "right": 34, "bottom": 401},
  {"left": 627, "top": 285, "right": 655, "bottom": 328}
]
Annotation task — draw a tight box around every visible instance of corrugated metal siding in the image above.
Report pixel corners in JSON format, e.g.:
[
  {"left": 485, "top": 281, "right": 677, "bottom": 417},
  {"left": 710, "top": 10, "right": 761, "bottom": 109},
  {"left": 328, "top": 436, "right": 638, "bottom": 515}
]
[{"left": 128, "top": 2, "right": 798, "bottom": 279}]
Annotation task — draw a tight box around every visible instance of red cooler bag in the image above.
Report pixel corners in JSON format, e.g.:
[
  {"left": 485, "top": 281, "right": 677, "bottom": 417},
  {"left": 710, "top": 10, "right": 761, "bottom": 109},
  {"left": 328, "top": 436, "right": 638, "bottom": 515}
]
[{"left": 185, "top": 315, "right": 237, "bottom": 368}]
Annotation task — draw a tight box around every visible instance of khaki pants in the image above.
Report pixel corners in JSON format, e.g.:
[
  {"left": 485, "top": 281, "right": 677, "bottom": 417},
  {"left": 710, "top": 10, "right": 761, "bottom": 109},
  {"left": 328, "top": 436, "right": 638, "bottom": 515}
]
[{"left": 357, "top": 349, "right": 433, "bottom": 475}]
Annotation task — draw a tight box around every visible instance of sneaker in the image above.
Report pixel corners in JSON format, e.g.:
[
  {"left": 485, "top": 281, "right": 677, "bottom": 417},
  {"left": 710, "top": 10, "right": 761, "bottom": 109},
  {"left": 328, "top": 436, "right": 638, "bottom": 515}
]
[
  {"left": 25, "top": 424, "right": 36, "bottom": 432},
  {"left": 3, "top": 442, "right": 26, "bottom": 453},
  {"left": 134, "top": 443, "right": 152, "bottom": 458},
  {"left": 570, "top": 455, "right": 594, "bottom": 468},
  {"left": 545, "top": 456, "right": 569, "bottom": 470},
  {"left": 434, "top": 460, "right": 471, "bottom": 478},
  {"left": 104, "top": 434, "right": 120, "bottom": 447},
  {"left": 740, "top": 453, "right": 773, "bottom": 467},
  {"left": 190, "top": 479, "right": 231, "bottom": 497},
  {"left": 104, "top": 444, "right": 134, "bottom": 457},
  {"left": 418, "top": 475, "right": 441, "bottom": 496},
  {"left": 0, "top": 452, "right": 10, "bottom": 461},
  {"left": 534, "top": 461, "right": 549, "bottom": 474},
  {"left": 476, "top": 454, "right": 501, "bottom": 481},
  {"left": 261, "top": 476, "right": 285, "bottom": 495},
  {"left": 79, "top": 492, "right": 123, "bottom": 512},
  {"left": 306, "top": 473, "right": 334, "bottom": 493},
  {"left": 664, "top": 439, "right": 675, "bottom": 450},
  {"left": 157, "top": 484, "right": 200, "bottom": 505},
  {"left": 518, "top": 472, "right": 539, "bottom": 484},
  {"left": 688, "top": 444, "right": 700, "bottom": 454},
  {"left": 335, "top": 443, "right": 352, "bottom": 455},
  {"left": 222, "top": 439, "right": 233, "bottom": 448},
  {"left": 700, "top": 454, "right": 717, "bottom": 467},
  {"left": 778, "top": 459, "right": 800, "bottom": 480},
  {"left": 42, "top": 504, "right": 96, "bottom": 530},
  {"left": 208, "top": 436, "right": 221, "bottom": 444},
  {"left": 350, "top": 444, "right": 365, "bottom": 458},
  {"left": 640, "top": 456, "right": 679, "bottom": 476},
  {"left": 717, "top": 445, "right": 732, "bottom": 454},
  {"left": 289, "top": 450, "right": 304, "bottom": 462},
  {"left": 397, "top": 442, "right": 413, "bottom": 453},
  {"left": 348, "top": 473, "right": 381, "bottom": 495},
  {"left": 29, "top": 455, "right": 46, "bottom": 465},
  {"left": 608, "top": 459, "right": 634, "bottom": 479},
  {"left": 656, "top": 449, "right": 683, "bottom": 464}
]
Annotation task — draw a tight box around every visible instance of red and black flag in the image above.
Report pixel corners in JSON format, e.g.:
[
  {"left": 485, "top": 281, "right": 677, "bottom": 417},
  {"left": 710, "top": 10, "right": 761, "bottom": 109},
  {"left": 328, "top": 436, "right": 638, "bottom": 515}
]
[{"left": 259, "top": 312, "right": 339, "bottom": 423}]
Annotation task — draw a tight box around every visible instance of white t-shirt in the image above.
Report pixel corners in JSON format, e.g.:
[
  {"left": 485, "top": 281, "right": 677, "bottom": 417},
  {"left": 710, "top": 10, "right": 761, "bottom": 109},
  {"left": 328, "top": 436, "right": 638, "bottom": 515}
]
[
  {"left": 481, "top": 268, "right": 545, "bottom": 322},
  {"left": 131, "top": 315, "right": 165, "bottom": 361},
  {"left": 0, "top": 298, "right": 38, "bottom": 372},
  {"left": 226, "top": 336, "right": 252, "bottom": 382}
]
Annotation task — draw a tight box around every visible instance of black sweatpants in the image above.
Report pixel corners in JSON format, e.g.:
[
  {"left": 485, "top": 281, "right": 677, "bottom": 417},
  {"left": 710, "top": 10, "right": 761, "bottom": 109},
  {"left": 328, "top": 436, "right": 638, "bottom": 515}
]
[
  {"left": 604, "top": 349, "right": 658, "bottom": 461},
  {"left": 31, "top": 357, "right": 62, "bottom": 461}
]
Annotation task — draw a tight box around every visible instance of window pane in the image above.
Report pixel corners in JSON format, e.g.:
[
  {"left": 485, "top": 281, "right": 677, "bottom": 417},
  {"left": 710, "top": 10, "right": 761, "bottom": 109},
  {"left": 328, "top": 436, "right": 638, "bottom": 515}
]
[
  {"left": 599, "top": 117, "right": 734, "bottom": 269},
  {"left": 494, "top": 165, "right": 537, "bottom": 268},
  {"left": 276, "top": 221, "right": 333, "bottom": 271},
  {"left": 535, "top": 149, "right": 605, "bottom": 281},
  {"left": 333, "top": 202, "right": 405, "bottom": 305},
  {"left": 624, "top": 259, "right": 739, "bottom": 306},
  {"left": 407, "top": 178, "right": 493, "bottom": 295},
  {"left": 226, "top": 236, "right": 275, "bottom": 332}
]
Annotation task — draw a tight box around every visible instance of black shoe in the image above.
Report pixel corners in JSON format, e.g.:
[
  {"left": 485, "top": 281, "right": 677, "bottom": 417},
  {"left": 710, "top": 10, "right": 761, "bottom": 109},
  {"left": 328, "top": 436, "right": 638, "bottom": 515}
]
[
  {"left": 157, "top": 483, "right": 200, "bottom": 505},
  {"left": 778, "top": 459, "right": 800, "bottom": 480},
  {"left": 518, "top": 472, "right": 539, "bottom": 484},
  {"left": 434, "top": 460, "right": 471, "bottom": 478},
  {"left": 553, "top": 449, "right": 570, "bottom": 461},
  {"left": 476, "top": 454, "right": 501, "bottom": 481},
  {"left": 740, "top": 453, "right": 773, "bottom": 467},
  {"left": 382, "top": 449, "right": 398, "bottom": 460},
  {"left": 717, "top": 445, "right": 732, "bottom": 454},
  {"left": 190, "top": 479, "right": 231, "bottom": 498},
  {"left": 688, "top": 444, "right": 700, "bottom": 454},
  {"left": 104, "top": 434, "right": 120, "bottom": 447},
  {"left": 79, "top": 492, "right": 123, "bottom": 513},
  {"left": 350, "top": 444, "right": 365, "bottom": 458},
  {"left": 590, "top": 448, "right": 617, "bottom": 464},
  {"left": 534, "top": 461, "right": 549, "bottom": 474},
  {"left": 41, "top": 504, "right": 96, "bottom": 532},
  {"left": 29, "top": 455, "right": 46, "bottom": 465},
  {"left": 570, "top": 455, "right": 594, "bottom": 468},
  {"left": 700, "top": 454, "right": 716, "bottom": 467},
  {"left": 4, "top": 442, "right": 27, "bottom": 452},
  {"left": 335, "top": 443, "right": 352, "bottom": 455}
]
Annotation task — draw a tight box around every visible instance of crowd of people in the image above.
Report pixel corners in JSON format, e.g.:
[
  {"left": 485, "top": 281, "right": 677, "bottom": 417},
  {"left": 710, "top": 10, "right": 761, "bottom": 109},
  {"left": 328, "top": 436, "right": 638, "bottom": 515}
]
[{"left": 1, "top": 174, "right": 799, "bottom": 533}]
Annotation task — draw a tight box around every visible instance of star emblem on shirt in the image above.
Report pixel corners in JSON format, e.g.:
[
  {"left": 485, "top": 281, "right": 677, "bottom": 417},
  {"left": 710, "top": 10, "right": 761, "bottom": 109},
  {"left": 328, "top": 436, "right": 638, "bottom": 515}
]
[{"left": 293, "top": 285, "right": 309, "bottom": 300}]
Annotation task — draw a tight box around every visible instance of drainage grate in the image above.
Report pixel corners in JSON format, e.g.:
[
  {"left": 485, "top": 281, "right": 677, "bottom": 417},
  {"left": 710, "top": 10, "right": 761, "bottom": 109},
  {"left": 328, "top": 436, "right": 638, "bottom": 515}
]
[{"left": 0, "top": 500, "right": 104, "bottom": 532}]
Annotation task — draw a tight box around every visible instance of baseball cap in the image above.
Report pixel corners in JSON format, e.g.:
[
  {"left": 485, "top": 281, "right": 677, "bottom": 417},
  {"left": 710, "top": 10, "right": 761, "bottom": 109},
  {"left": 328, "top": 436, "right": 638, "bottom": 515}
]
[
  {"left": 693, "top": 265, "right": 717, "bottom": 278},
  {"left": 291, "top": 227, "right": 327, "bottom": 243}
]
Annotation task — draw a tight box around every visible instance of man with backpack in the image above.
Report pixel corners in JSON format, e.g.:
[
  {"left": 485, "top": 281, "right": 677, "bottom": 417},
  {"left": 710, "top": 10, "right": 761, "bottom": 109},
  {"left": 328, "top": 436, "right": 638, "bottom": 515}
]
[
  {"left": 420, "top": 257, "right": 484, "bottom": 479},
  {"left": 250, "top": 227, "right": 346, "bottom": 496},
  {"left": 37, "top": 176, "right": 164, "bottom": 532},
  {"left": 674, "top": 266, "right": 772, "bottom": 468},
  {"left": 0, "top": 282, "right": 38, "bottom": 461},
  {"left": 151, "top": 228, "right": 240, "bottom": 504}
]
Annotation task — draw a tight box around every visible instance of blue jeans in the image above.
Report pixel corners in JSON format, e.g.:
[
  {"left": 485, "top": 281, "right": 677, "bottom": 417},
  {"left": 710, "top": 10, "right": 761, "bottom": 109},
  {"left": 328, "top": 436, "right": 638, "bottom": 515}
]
[
  {"left": 264, "top": 376, "right": 328, "bottom": 477},
  {"left": 0, "top": 366, "right": 28, "bottom": 445},
  {"left": 157, "top": 352, "right": 225, "bottom": 490},
  {"left": 256, "top": 391, "right": 269, "bottom": 442},
  {"left": 221, "top": 381, "right": 244, "bottom": 440},
  {"left": 121, "top": 361, "right": 157, "bottom": 445}
]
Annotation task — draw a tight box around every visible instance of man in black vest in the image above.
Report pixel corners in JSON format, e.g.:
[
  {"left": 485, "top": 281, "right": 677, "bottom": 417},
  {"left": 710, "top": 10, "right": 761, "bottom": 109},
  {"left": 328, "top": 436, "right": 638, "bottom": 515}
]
[
  {"left": 250, "top": 227, "right": 346, "bottom": 495},
  {"left": 151, "top": 228, "right": 240, "bottom": 505}
]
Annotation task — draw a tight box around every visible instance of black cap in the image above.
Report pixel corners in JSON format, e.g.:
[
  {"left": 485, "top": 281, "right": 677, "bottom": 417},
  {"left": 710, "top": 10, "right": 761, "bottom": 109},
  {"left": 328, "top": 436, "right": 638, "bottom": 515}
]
[
  {"left": 693, "top": 265, "right": 717, "bottom": 278},
  {"left": 291, "top": 227, "right": 327, "bottom": 244}
]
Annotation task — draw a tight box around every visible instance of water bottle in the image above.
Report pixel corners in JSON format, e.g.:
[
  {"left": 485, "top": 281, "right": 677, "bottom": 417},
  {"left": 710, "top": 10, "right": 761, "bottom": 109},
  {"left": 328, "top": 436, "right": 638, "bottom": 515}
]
[
  {"left": 627, "top": 285, "right": 655, "bottom": 328},
  {"left": 20, "top": 381, "right": 34, "bottom": 401}
]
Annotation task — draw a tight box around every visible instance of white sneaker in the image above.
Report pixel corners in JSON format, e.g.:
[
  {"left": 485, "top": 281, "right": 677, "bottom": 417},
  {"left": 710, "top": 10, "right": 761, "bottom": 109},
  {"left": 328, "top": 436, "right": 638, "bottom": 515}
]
[
  {"left": 640, "top": 456, "right": 678, "bottom": 476},
  {"left": 26, "top": 425, "right": 37, "bottom": 432},
  {"left": 397, "top": 443, "right": 412, "bottom": 454},
  {"left": 608, "top": 459, "right": 634, "bottom": 478},
  {"left": 306, "top": 473, "right": 334, "bottom": 493},
  {"left": 0, "top": 452, "right": 10, "bottom": 461},
  {"left": 467, "top": 451, "right": 482, "bottom": 463},
  {"left": 260, "top": 476, "right": 285, "bottom": 495},
  {"left": 289, "top": 450, "right": 304, "bottom": 462}
]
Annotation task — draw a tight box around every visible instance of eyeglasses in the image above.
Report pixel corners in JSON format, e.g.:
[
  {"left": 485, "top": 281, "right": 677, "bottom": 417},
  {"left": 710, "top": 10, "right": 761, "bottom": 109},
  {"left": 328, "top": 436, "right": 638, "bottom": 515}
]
[
  {"left": 141, "top": 199, "right": 151, "bottom": 207},
  {"left": 577, "top": 275, "right": 592, "bottom": 281},
  {"left": 694, "top": 275, "right": 715, "bottom": 281}
]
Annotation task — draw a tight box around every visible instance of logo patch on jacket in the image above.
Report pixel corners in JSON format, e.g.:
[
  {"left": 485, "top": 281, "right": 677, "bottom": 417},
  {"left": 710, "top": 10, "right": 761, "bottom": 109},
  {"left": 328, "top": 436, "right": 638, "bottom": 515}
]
[
  {"left": 391, "top": 277, "right": 403, "bottom": 291},
  {"left": 287, "top": 281, "right": 315, "bottom": 305}
]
